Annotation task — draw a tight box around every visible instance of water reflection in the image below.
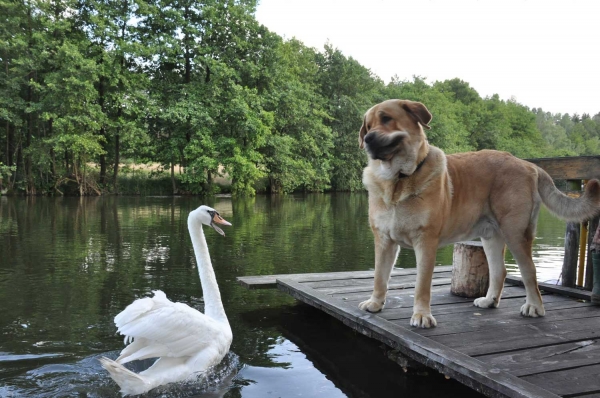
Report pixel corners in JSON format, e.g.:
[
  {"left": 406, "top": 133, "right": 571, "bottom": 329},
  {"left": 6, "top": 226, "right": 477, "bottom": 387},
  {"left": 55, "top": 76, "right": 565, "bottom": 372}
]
[{"left": 0, "top": 195, "right": 567, "bottom": 397}]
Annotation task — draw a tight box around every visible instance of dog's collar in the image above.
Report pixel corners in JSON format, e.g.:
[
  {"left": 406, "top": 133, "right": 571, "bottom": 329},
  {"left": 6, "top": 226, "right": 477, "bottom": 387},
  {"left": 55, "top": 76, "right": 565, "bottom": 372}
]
[{"left": 398, "top": 150, "right": 429, "bottom": 179}]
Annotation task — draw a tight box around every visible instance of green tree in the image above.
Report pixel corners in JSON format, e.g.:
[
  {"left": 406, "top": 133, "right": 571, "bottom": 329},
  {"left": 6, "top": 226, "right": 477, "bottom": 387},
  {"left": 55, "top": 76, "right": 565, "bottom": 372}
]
[{"left": 316, "top": 44, "right": 384, "bottom": 191}]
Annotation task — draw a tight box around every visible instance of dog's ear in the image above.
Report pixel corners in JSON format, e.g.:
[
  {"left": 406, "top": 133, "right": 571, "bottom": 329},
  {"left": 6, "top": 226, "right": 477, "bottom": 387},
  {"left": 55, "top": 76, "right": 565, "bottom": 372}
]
[
  {"left": 401, "top": 101, "right": 432, "bottom": 130},
  {"left": 358, "top": 115, "right": 368, "bottom": 149}
]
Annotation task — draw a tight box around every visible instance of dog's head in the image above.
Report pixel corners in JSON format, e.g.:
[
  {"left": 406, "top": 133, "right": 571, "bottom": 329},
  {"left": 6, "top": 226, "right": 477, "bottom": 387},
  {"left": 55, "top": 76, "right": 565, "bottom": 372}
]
[{"left": 359, "top": 99, "right": 432, "bottom": 179}]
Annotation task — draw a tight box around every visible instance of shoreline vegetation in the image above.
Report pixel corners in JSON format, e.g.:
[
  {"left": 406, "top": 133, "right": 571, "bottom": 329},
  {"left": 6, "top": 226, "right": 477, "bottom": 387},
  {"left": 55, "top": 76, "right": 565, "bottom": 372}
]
[{"left": 1, "top": 1, "right": 599, "bottom": 197}]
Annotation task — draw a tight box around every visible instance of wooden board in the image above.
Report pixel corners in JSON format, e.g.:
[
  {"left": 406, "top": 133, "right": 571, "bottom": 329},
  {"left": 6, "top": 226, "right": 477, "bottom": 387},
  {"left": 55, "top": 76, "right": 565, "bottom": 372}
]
[
  {"left": 477, "top": 339, "right": 600, "bottom": 377},
  {"left": 522, "top": 364, "right": 600, "bottom": 396},
  {"left": 241, "top": 267, "right": 600, "bottom": 397},
  {"left": 525, "top": 156, "right": 600, "bottom": 180},
  {"left": 505, "top": 275, "right": 592, "bottom": 300},
  {"left": 237, "top": 265, "right": 452, "bottom": 289}
]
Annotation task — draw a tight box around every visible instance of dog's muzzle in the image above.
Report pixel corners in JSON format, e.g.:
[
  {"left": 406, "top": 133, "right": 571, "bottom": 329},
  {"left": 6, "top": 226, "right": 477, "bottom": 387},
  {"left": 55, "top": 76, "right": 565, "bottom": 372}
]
[{"left": 364, "top": 132, "right": 403, "bottom": 161}]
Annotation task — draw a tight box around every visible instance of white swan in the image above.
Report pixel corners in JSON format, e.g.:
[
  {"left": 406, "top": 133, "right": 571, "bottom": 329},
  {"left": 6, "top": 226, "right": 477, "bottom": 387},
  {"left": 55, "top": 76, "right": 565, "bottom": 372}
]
[{"left": 99, "top": 205, "right": 233, "bottom": 396}]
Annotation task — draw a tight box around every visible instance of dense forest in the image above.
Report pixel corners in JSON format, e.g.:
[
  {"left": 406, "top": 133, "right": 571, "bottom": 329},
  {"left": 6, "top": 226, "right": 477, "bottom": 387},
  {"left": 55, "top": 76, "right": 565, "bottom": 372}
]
[{"left": 1, "top": 0, "right": 599, "bottom": 196}]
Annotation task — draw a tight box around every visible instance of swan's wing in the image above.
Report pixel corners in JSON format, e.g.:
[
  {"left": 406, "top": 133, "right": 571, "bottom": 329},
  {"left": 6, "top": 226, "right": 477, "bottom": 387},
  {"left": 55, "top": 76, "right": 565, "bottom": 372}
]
[
  {"left": 115, "top": 293, "right": 229, "bottom": 364},
  {"left": 114, "top": 296, "right": 155, "bottom": 330}
]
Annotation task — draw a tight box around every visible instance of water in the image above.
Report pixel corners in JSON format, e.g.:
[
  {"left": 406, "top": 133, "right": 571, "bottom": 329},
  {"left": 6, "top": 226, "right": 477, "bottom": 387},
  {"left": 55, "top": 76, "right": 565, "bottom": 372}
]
[{"left": 0, "top": 194, "right": 567, "bottom": 397}]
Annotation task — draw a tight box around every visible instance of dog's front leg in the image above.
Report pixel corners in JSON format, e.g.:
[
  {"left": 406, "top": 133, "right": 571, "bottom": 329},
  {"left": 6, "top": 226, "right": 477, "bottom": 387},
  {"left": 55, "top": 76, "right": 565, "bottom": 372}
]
[
  {"left": 410, "top": 238, "right": 439, "bottom": 328},
  {"left": 359, "top": 233, "right": 399, "bottom": 313}
]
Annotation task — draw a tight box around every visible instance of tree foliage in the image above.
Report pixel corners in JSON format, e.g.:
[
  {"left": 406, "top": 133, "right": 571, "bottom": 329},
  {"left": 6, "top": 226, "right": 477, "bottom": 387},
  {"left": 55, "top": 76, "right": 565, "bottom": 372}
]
[{"left": 1, "top": 0, "right": 598, "bottom": 196}]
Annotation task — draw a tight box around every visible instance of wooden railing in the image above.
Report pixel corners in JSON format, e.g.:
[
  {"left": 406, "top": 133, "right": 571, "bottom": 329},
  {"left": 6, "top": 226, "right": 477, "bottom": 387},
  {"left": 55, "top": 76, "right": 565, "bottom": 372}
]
[{"left": 525, "top": 155, "right": 600, "bottom": 291}]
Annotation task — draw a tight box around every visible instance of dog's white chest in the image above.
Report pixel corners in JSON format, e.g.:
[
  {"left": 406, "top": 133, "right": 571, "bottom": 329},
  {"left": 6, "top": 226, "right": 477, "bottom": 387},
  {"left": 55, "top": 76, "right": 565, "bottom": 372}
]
[{"left": 373, "top": 204, "right": 428, "bottom": 248}]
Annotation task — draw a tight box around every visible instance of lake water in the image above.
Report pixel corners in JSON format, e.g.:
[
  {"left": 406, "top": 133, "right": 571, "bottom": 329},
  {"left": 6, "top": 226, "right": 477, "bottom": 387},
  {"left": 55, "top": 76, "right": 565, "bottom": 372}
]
[{"left": 0, "top": 194, "right": 567, "bottom": 397}]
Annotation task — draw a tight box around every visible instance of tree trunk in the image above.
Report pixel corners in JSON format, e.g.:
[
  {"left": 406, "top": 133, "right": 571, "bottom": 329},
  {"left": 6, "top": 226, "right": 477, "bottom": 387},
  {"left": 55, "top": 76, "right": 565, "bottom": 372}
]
[
  {"left": 113, "top": 131, "right": 120, "bottom": 194},
  {"left": 98, "top": 73, "right": 107, "bottom": 185},
  {"left": 451, "top": 241, "right": 490, "bottom": 298},
  {"left": 171, "top": 162, "right": 177, "bottom": 194},
  {"left": 26, "top": 77, "right": 34, "bottom": 195},
  {"left": 49, "top": 118, "right": 56, "bottom": 180}
]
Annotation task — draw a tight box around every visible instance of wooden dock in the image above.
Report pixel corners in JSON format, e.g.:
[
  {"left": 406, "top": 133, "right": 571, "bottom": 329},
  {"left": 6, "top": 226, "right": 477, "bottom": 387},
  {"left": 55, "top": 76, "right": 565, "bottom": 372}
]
[{"left": 238, "top": 266, "right": 600, "bottom": 398}]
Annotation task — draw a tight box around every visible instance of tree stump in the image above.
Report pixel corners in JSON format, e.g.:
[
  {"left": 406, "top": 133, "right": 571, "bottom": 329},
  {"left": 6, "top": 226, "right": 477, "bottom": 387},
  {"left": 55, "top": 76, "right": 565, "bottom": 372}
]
[{"left": 451, "top": 241, "right": 490, "bottom": 298}]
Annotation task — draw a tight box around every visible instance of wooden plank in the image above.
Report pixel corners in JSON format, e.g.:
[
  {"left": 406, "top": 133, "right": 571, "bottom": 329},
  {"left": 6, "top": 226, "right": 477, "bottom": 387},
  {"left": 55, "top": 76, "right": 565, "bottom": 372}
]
[
  {"left": 431, "top": 315, "right": 600, "bottom": 356},
  {"left": 341, "top": 285, "right": 530, "bottom": 306},
  {"left": 236, "top": 266, "right": 453, "bottom": 290},
  {"left": 477, "top": 339, "right": 600, "bottom": 377},
  {"left": 525, "top": 156, "right": 600, "bottom": 180},
  {"left": 379, "top": 294, "right": 574, "bottom": 321},
  {"left": 305, "top": 271, "right": 452, "bottom": 289},
  {"left": 414, "top": 305, "right": 598, "bottom": 338},
  {"left": 317, "top": 277, "right": 453, "bottom": 295},
  {"left": 277, "top": 277, "right": 561, "bottom": 398},
  {"left": 506, "top": 275, "right": 593, "bottom": 300},
  {"left": 522, "top": 363, "right": 600, "bottom": 397}
]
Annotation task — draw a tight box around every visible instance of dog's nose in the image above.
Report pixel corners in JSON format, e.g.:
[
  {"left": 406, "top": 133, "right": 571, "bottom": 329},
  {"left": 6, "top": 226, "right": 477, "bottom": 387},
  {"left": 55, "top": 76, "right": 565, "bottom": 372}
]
[{"left": 364, "top": 132, "right": 376, "bottom": 144}]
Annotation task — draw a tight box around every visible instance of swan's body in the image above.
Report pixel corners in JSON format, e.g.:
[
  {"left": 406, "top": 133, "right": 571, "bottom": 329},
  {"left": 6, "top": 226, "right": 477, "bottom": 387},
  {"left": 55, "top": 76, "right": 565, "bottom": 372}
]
[{"left": 100, "top": 206, "right": 232, "bottom": 396}]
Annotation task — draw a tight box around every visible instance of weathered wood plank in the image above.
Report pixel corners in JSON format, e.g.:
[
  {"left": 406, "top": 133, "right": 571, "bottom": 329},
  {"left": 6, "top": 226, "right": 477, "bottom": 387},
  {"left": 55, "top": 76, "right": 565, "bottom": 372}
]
[
  {"left": 305, "top": 271, "right": 452, "bottom": 290},
  {"left": 341, "top": 285, "right": 530, "bottom": 307},
  {"left": 413, "top": 305, "right": 598, "bottom": 337},
  {"left": 379, "top": 294, "right": 574, "bottom": 321},
  {"left": 317, "top": 277, "right": 453, "bottom": 295},
  {"left": 477, "top": 339, "right": 600, "bottom": 377},
  {"left": 525, "top": 156, "right": 600, "bottom": 180},
  {"left": 236, "top": 266, "right": 453, "bottom": 289},
  {"left": 431, "top": 316, "right": 600, "bottom": 356},
  {"left": 276, "top": 277, "right": 561, "bottom": 398},
  {"left": 505, "top": 275, "right": 592, "bottom": 300},
  {"left": 521, "top": 363, "right": 600, "bottom": 397}
]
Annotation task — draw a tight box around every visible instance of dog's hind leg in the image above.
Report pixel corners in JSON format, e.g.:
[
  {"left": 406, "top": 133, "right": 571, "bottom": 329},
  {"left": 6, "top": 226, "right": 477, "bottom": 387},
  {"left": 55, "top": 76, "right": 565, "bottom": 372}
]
[{"left": 474, "top": 234, "right": 506, "bottom": 309}]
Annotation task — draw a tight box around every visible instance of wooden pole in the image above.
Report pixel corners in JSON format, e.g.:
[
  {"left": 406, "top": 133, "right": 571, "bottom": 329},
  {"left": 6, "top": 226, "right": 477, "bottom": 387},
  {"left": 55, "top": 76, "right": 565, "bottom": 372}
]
[
  {"left": 562, "top": 180, "right": 581, "bottom": 288},
  {"left": 585, "top": 216, "right": 600, "bottom": 291},
  {"left": 562, "top": 223, "right": 580, "bottom": 288},
  {"left": 578, "top": 221, "right": 588, "bottom": 286},
  {"left": 591, "top": 222, "right": 600, "bottom": 304},
  {"left": 577, "top": 180, "right": 589, "bottom": 286}
]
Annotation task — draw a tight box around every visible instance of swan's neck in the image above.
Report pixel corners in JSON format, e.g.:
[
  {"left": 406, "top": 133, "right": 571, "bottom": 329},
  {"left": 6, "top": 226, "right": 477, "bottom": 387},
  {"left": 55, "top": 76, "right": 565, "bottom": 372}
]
[{"left": 188, "top": 220, "right": 229, "bottom": 325}]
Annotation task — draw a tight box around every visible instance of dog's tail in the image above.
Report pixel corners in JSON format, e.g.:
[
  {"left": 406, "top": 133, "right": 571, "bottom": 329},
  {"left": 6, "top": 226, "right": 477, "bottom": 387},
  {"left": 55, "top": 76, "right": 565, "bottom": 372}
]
[{"left": 537, "top": 167, "right": 600, "bottom": 222}]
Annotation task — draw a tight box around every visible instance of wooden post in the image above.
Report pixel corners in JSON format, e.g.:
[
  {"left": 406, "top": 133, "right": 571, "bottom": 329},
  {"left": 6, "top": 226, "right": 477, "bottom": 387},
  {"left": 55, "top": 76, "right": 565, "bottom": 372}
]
[
  {"left": 562, "top": 180, "right": 581, "bottom": 288},
  {"left": 578, "top": 221, "right": 588, "bottom": 286},
  {"left": 591, "top": 222, "right": 600, "bottom": 304},
  {"left": 562, "top": 222, "right": 580, "bottom": 288},
  {"left": 451, "top": 241, "right": 489, "bottom": 298},
  {"left": 585, "top": 216, "right": 599, "bottom": 291}
]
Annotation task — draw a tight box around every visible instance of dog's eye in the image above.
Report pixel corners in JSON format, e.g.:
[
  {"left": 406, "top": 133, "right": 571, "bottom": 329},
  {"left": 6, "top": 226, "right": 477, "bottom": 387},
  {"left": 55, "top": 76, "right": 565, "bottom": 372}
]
[{"left": 381, "top": 115, "right": 392, "bottom": 124}]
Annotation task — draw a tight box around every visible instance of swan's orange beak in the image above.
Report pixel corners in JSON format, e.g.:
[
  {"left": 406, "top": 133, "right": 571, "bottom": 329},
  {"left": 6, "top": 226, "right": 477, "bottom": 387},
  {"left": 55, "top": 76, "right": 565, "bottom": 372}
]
[{"left": 211, "top": 213, "right": 232, "bottom": 236}]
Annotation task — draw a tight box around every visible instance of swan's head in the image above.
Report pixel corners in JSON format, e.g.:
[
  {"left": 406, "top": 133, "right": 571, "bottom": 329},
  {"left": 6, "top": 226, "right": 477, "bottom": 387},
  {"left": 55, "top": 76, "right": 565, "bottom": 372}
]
[{"left": 189, "top": 205, "right": 232, "bottom": 236}]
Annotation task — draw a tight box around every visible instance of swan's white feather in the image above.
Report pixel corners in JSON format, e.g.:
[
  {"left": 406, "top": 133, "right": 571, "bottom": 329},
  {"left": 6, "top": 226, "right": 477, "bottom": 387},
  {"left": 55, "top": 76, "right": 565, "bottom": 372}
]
[
  {"left": 100, "top": 206, "right": 233, "bottom": 396},
  {"left": 114, "top": 291, "right": 229, "bottom": 363}
]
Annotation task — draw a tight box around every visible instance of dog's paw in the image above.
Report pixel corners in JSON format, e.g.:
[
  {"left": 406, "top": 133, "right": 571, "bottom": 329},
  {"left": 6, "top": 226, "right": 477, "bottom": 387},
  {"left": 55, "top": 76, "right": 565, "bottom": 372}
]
[
  {"left": 520, "top": 302, "right": 545, "bottom": 317},
  {"left": 473, "top": 297, "right": 499, "bottom": 309},
  {"left": 358, "top": 299, "right": 384, "bottom": 313},
  {"left": 410, "top": 312, "right": 437, "bottom": 328}
]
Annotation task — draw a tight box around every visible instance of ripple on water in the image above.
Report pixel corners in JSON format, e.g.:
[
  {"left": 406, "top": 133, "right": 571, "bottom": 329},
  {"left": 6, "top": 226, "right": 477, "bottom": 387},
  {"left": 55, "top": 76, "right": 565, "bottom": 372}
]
[{"left": 2, "top": 352, "right": 241, "bottom": 398}]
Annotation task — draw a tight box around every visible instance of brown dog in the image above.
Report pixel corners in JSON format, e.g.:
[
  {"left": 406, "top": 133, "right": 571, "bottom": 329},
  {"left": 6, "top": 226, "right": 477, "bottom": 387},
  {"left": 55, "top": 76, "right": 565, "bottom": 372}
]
[{"left": 358, "top": 99, "right": 600, "bottom": 328}]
